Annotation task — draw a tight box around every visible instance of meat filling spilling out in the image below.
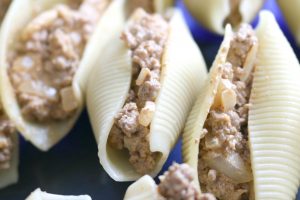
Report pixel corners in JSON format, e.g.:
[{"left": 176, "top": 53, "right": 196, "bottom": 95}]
[
  {"left": 8, "top": 0, "right": 110, "bottom": 122},
  {"left": 108, "top": 10, "right": 168, "bottom": 174},
  {"left": 0, "top": 105, "right": 15, "bottom": 170},
  {"left": 0, "top": 0, "right": 11, "bottom": 23},
  {"left": 158, "top": 163, "right": 216, "bottom": 200},
  {"left": 198, "top": 24, "right": 258, "bottom": 200}
]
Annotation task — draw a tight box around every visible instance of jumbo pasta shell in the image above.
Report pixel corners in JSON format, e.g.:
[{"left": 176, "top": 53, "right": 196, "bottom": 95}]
[
  {"left": 249, "top": 11, "right": 300, "bottom": 200},
  {"left": 87, "top": 9, "right": 207, "bottom": 181},
  {"left": 183, "top": 0, "right": 264, "bottom": 34},
  {"left": 123, "top": 175, "right": 159, "bottom": 200},
  {"left": 26, "top": 188, "right": 91, "bottom": 200},
  {"left": 278, "top": 0, "right": 300, "bottom": 45},
  {"left": 183, "top": 10, "right": 300, "bottom": 199},
  {"left": 0, "top": 0, "right": 126, "bottom": 151}
]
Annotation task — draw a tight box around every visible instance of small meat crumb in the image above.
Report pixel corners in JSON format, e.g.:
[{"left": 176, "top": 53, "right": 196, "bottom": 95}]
[
  {"left": 115, "top": 103, "right": 139, "bottom": 137},
  {"left": 158, "top": 163, "right": 201, "bottom": 200}
]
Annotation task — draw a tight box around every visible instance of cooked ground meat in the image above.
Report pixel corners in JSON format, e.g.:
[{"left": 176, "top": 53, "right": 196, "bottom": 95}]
[
  {"left": 9, "top": 0, "right": 109, "bottom": 122},
  {"left": 198, "top": 161, "right": 248, "bottom": 200},
  {"left": 198, "top": 24, "right": 257, "bottom": 200},
  {"left": 158, "top": 163, "right": 216, "bottom": 200},
  {"left": 0, "top": 0, "right": 11, "bottom": 23},
  {"left": 0, "top": 107, "right": 15, "bottom": 170},
  {"left": 115, "top": 103, "right": 139, "bottom": 136},
  {"left": 108, "top": 10, "right": 168, "bottom": 174}
]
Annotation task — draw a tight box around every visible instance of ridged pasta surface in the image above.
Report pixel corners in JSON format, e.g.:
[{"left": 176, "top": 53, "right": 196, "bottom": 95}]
[
  {"left": 249, "top": 11, "right": 300, "bottom": 200},
  {"left": 149, "top": 9, "right": 207, "bottom": 177}
]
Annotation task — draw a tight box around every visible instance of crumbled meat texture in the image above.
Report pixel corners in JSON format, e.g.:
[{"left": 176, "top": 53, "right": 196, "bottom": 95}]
[
  {"left": 138, "top": 78, "right": 161, "bottom": 103},
  {"left": 0, "top": 107, "right": 15, "bottom": 170},
  {"left": 223, "top": 0, "right": 242, "bottom": 28},
  {"left": 108, "top": 10, "right": 168, "bottom": 174},
  {"left": 198, "top": 24, "right": 257, "bottom": 200},
  {"left": 198, "top": 161, "right": 248, "bottom": 200},
  {"left": 115, "top": 103, "right": 139, "bottom": 137},
  {"left": 108, "top": 125, "right": 124, "bottom": 150},
  {"left": 0, "top": 0, "right": 11, "bottom": 23},
  {"left": 226, "top": 23, "right": 258, "bottom": 79},
  {"left": 158, "top": 163, "right": 201, "bottom": 200},
  {"left": 124, "top": 126, "right": 157, "bottom": 174},
  {"left": 9, "top": 0, "right": 109, "bottom": 122}
]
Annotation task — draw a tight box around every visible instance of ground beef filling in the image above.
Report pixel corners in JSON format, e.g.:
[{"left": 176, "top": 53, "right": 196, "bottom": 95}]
[
  {"left": 223, "top": 0, "right": 242, "bottom": 28},
  {"left": 0, "top": 106, "right": 15, "bottom": 170},
  {"left": 0, "top": 0, "right": 11, "bottom": 23},
  {"left": 198, "top": 24, "right": 257, "bottom": 200},
  {"left": 158, "top": 163, "right": 216, "bottom": 200},
  {"left": 9, "top": 0, "right": 109, "bottom": 122},
  {"left": 108, "top": 11, "right": 168, "bottom": 174}
]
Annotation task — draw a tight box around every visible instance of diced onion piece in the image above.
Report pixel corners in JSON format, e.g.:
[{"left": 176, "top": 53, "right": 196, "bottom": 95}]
[
  {"left": 220, "top": 79, "right": 234, "bottom": 90},
  {"left": 240, "top": 42, "right": 258, "bottom": 82},
  {"left": 212, "top": 79, "right": 236, "bottom": 110},
  {"left": 0, "top": 135, "right": 9, "bottom": 149},
  {"left": 138, "top": 101, "right": 155, "bottom": 127},
  {"left": 221, "top": 89, "right": 237, "bottom": 111},
  {"left": 60, "top": 87, "right": 78, "bottom": 112},
  {"left": 203, "top": 152, "right": 252, "bottom": 183},
  {"left": 136, "top": 68, "right": 151, "bottom": 86}
]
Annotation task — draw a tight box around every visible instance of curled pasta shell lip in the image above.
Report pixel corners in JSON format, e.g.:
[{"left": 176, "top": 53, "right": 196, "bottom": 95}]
[
  {"left": 25, "top": 188, "right": 92, "bottom": 200},
  {"left": 0, "top": 0, "right": 125, "bottom": 151},
  {"left": 182, "top": 24, "right": 232, "bottom": 192},
  {"left": 183, "top": 0, "right": 264, "bottom": 34},
  {"left": 183, "top": 10, "right": 300, "bottom": 199},
  {"left": 123, "top": 175, "right": 159, "bottom": 200},
  {"left": 87, "top": 8, "right": 207, "bottom": 181}
]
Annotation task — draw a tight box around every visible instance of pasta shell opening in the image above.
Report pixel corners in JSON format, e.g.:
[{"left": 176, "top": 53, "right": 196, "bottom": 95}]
[
  {"left": 87, "top": 8, "right": 207, "bottom": 181},
  {"left": 0, "top": 0, "right": 125, "bottom": 150}
]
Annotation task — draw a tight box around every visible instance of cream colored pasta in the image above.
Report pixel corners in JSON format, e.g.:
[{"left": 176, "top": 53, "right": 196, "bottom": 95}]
[
  {"left": 183, "top": 10, "right": 300, "bottom": 200},
  {"left": 87, "top": 8, "right": 207, "bottom": 181},
  {"left": 0, "top": 0, "right": 125, "bottom": 151}
]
